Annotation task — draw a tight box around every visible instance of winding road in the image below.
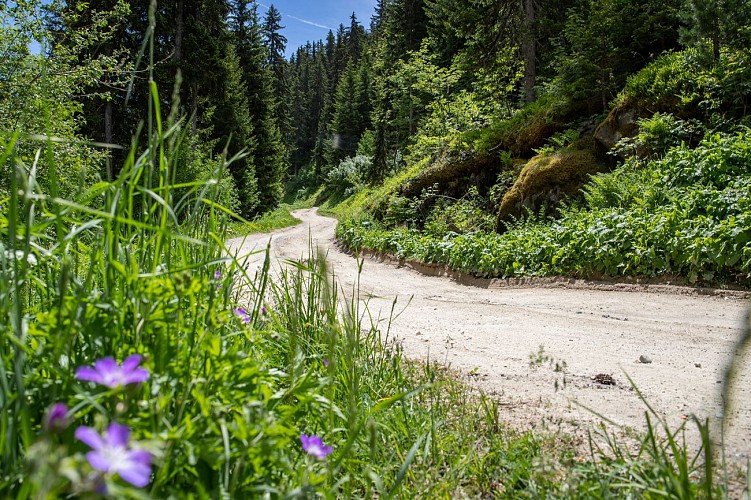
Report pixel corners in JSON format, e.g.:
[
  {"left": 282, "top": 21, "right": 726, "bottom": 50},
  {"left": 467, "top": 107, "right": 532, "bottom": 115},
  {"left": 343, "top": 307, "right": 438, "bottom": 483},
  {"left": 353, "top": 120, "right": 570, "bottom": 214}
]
[{"left": 228, "top": 208, "right": 751, "bottom": 461}]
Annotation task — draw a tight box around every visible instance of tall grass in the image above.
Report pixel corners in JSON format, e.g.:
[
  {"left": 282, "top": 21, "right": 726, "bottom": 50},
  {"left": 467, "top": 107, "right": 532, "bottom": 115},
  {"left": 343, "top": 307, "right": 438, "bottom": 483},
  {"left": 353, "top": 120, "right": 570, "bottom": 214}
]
[
  {"left": 5, "top": 99, "right": 747, "bottom": 495},
  {"left": 2, "top": 18, "right": 749, "bottom": 500}
]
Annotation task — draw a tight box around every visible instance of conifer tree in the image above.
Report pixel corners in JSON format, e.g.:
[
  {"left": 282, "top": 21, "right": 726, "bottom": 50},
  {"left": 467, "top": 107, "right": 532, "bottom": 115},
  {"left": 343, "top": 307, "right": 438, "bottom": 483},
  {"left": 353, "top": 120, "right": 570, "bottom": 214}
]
[
  {"left": 229, "top": 0, "right": 287, "bottom": 212},
  {"left": 263, "top": 4, "right": 291, "bottom": 141}
]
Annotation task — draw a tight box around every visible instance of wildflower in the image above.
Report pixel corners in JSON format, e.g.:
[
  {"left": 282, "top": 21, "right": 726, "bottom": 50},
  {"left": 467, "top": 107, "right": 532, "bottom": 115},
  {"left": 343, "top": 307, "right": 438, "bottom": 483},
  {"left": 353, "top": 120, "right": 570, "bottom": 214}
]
[
  {"left": 75, "top": 355, "right": 150, "bottom": 389},
  {"left": 233, "top": 307, "right": 252, "bottom": 324},
  {"left": 3, "top": 250, "right": 37, "bottom": 266},
  {"left": 44, "top": 403, "right": 69, "bottom": 432},
  {"left": 261, "top": 306, "right": 268, "bottom": 315},
  {"left": 75, "top": 423, "right": 152, "bottom": 488},
  {"left": 214, "top": 270, "right": 222, "bottom": 280},
  {"left": 323, "top": 359, "right": 330, "bottom": 368},
  {"left": 300, "top": 434, "right": 333, "bottom": 460}
]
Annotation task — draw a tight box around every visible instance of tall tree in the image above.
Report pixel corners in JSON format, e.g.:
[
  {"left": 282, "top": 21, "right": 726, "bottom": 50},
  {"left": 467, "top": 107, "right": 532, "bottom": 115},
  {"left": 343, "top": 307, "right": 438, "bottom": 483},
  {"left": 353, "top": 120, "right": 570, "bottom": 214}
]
[
  {"left": 263, "top": 4, "right": 292, "bottom": 160},
  {"left": 230, "top": 0, "right": 287, "bottom": 212},
  {"left": 370, "top": 0, "right": 429, "bottom": 180}
]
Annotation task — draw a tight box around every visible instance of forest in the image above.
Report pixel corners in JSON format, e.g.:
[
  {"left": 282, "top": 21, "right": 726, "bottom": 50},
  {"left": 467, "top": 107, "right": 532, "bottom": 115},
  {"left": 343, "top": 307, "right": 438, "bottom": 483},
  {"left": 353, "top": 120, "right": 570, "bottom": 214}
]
[{"left": 1, "top": 0, "right": 751, "bottom": 497}]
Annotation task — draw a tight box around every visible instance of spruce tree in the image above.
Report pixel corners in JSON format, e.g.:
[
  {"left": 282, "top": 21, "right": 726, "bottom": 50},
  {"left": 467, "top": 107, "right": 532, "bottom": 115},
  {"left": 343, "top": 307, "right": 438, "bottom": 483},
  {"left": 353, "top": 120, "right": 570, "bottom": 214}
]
[
  {"left": 230, "top": 0, "right": 287, "bottom": 212},
  {"left": 263, "top": 3, "right": 292, "bottom": 148}
]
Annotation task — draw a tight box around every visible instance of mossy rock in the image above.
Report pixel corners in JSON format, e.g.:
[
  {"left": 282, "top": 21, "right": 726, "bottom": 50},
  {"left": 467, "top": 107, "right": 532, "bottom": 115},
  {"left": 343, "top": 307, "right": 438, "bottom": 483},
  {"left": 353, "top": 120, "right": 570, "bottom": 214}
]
[
  {"left": 400, "top": 150, "right": 501, "bottom": 200},
  {"left": 593, "top": 98, "right": 653, "bottom": 155},
  {"left": 468, "top": 95, "right": 590, "bottom": 158},
  {"left": 495, "top": 138, "right": 608, "bottom": 231}
]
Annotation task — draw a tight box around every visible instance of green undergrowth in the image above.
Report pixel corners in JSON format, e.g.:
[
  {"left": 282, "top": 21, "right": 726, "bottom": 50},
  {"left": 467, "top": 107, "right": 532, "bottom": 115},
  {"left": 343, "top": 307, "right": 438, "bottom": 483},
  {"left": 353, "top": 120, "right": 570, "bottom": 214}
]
[
  {"left": 617, "top": 46, "right": 751, "bottom": 120},
  {"left": 230, "top": 202, "right": 309, "bottom": 236},
  {"left": 338, "top": 130, "right": 751, "bottom": 285},
  {"left": 3, "top": 83, "right": 745, "bottom": 498}
]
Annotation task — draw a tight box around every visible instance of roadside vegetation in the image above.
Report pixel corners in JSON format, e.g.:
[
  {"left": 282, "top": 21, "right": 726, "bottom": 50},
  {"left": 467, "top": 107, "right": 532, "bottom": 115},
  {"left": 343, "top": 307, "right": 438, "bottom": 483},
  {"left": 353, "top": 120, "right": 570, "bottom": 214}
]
[
  {"left": 2, "top": 0, "right": 751, "bottom": 497},
  {"left": 2, "top": 80, "right": 743, "bottom": 500}
]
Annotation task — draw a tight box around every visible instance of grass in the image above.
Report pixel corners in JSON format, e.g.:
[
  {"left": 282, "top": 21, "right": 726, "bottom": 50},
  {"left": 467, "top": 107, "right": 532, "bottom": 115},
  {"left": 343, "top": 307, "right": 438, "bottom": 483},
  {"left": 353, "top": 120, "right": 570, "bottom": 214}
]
[
  {"left": 229, "top": 202, "right": 307, "bottom": 236},
  {"left": 2, "top": 30, "right": 749, "bottom": 500}
]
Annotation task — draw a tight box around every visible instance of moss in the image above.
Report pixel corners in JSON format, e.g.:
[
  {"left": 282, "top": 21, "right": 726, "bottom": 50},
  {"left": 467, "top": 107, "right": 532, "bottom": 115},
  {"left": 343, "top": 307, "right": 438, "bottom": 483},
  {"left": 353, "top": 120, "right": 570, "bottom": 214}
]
[
  {"left": 496, "top": 138, "right": 607, "bottom": 230},
  {"left": 464, "top": 94, "right": 586, "bottom": 158},
  {"left": 399, "top": 151, "right": 503, "bottom": 200}
]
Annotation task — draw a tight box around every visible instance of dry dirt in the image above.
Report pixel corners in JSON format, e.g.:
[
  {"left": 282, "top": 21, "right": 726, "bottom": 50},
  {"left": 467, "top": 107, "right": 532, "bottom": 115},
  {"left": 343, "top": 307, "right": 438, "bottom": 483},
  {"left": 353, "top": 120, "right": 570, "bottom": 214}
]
[{"left": 228, "top": 208, "right": 751, "bottom": 463}]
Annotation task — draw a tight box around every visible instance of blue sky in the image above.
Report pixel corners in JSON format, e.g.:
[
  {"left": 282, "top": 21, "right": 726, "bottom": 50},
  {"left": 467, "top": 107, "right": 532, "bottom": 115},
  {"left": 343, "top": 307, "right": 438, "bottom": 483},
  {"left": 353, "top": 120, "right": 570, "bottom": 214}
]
[{"left": 257, "top": 1, "right": 378, "bottom": 56}]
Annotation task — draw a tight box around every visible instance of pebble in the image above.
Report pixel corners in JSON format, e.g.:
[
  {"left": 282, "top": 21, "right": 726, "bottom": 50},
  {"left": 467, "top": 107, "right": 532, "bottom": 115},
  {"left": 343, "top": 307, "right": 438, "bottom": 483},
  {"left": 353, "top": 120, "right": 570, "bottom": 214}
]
[{"left": 638, "top": 355, "right": 653, "bottom": 364}]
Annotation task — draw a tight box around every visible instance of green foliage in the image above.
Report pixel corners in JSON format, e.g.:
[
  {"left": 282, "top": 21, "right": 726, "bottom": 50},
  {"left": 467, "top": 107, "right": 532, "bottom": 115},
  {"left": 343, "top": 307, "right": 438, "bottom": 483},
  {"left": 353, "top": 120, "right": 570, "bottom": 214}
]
[
  {"left": 326, "top": 155, "right": 372, "bottom": 197},
  {"left": 339, "top": 131, "right": 751, "bottom": 284},
  {"left": 680, "top": 0, "right": 751, "bottom": 59},
  {"left": 424, "top": 187, "right": 495, "bottom": 237},
  {"left": 611, "top": 113, "right": 704, "bottom": 159},
  {"left": 555, "top": 0, "right": 681, "bottom": 107},
  {"left": 462, "top": 94, "right": 575, "bottom": 157},
  {"left": 533, "top": 128, "right": 581, "bottom": 156},
  {"left": 619, "top": 45, "right": 751, "bottom": 118}
]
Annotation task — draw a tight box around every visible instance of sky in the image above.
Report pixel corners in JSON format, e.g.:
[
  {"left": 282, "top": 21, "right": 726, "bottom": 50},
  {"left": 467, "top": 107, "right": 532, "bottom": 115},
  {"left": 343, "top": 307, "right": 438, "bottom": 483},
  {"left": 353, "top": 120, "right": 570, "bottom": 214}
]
[{"left": 257, "top": 1, "right": 378, "bottom": 56}]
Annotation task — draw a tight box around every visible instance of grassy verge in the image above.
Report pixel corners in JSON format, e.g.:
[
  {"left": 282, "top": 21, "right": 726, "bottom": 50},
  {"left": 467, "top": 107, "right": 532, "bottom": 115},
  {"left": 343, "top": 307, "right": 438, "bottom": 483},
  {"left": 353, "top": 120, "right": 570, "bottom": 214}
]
[
  {"left": 337, "top": 131, "right": 751, "bottom": 287},
  {"left": 229, "top": 201, "right": 312, "bottom": 236},
  {"left": 3, "top": 88, "right": 746, "bottom": 498}
]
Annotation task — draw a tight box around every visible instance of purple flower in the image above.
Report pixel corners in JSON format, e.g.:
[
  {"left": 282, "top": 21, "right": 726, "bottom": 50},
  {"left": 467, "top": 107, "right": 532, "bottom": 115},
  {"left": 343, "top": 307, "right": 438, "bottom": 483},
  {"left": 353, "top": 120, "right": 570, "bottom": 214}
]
[
  {"left": 75, "top": 355, "right": 150, "bottom": 389},
  {"left": 44, "top": 403, "right": 69, "bottom": 432},
  {"left": 75, "top": 423, "right": 152, "bottom": 488},
  {"left": 323, "top": 359, "right": 330, "bottom": 368},
  {"left": 233, "top": 307, "right": 252, "bottom": 324},
  {"left": 261, "top": 306, "right": 268, "bottom": 316},
  {"left": 214, "top": 270, "right": 222, "bottom": 280},
  {"left": 300, "top": 434, "right": 333, "bottom": 460}
]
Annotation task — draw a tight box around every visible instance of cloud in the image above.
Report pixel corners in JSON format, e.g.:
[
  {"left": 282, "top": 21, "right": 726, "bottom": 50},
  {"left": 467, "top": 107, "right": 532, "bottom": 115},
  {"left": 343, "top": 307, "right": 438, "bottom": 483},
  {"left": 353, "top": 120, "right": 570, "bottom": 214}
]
[
  {"left": 286, "top": 14, "right": 331, "bottom": 30},
  {"left": 257, "top": 2, "right": 331, "bottom": 31}
]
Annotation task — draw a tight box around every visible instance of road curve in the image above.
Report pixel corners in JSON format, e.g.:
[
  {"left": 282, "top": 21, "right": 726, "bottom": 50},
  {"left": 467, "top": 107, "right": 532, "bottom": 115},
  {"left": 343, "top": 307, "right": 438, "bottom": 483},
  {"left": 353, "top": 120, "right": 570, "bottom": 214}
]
[{"left": 228, "top": 208, "right": 751, "bottom": 460}]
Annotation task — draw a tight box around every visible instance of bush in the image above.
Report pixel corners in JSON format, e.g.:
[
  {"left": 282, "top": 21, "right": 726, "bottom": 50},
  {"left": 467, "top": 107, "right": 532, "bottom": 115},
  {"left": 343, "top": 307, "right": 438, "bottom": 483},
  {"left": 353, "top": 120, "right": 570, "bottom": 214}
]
[
  {"left": 339, "top": 131, "right": 751, "bottom": 284},
  {"left": 327, "top": 155, "right": 372, "bottom": 197}
]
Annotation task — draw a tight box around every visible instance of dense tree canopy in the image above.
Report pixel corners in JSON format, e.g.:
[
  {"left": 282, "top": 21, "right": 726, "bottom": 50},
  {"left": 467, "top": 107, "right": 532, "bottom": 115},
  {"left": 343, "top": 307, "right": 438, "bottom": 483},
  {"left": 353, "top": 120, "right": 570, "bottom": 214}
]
[{"left": 3, "top": 0, "right": 746, "bottom": 214}]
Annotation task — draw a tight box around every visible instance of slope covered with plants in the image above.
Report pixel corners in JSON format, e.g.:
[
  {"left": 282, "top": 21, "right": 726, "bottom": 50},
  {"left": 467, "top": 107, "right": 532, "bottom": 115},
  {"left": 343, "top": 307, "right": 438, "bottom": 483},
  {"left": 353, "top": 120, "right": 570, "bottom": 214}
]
[
  {"left": 1, "top": 0, "right": 750, "bottom": 497},
  {"left": 278, "top": 0, "right": 751, "bottom": 287}
]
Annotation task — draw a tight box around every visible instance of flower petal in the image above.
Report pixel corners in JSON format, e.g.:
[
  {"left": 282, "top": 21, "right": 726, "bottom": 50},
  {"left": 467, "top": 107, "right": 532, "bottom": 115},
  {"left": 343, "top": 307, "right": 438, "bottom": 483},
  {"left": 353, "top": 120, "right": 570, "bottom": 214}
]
[
  {"left": 75, "top": 366, "right": 104, "bottom": 384},
  {"left": 106, "top": 422, "right": 130, "bottom": 448},
  {"left": 123, "top": 367, "right": 150, "bottom": 385},
  {"left": 93, "top": 357, "right": 118, "bottom": 374},
  {"left": 75, "top": 426, "right": 104, "bottom": 451},
  {"left": 118, "top": 455, "right": 152, "bottom": 487},
  {"left": 127, "top": 449, "right": 153, "bottom": 468},
  {"left": 120, "top": 354, "right": 143, "bottom": 373},
  {"left": 86, "top": 451, "right": 112, "bottom": 472}
]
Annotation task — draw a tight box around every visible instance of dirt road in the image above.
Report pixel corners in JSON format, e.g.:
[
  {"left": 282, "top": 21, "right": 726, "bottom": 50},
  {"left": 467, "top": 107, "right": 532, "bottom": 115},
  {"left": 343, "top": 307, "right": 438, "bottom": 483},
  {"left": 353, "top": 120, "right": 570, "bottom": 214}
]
[{"left": 228, "top": 208, "right": 751, "bottom": 460}]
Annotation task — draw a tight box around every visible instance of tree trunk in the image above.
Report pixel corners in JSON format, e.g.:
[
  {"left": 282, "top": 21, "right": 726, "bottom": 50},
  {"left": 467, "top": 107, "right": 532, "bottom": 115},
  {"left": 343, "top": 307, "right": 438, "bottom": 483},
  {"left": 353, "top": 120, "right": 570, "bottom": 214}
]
[
  {"left": 175, "top": 0, "right": 184, "bottom": 62},
  {"left": 191, "top": 83, "right": 198, "bottom": 134},
  {"left": 522, "top": 0, "right": 537, "bottom": 103},
  {"left": 713, "top": 33, "right": 720, "bottom": 64}
]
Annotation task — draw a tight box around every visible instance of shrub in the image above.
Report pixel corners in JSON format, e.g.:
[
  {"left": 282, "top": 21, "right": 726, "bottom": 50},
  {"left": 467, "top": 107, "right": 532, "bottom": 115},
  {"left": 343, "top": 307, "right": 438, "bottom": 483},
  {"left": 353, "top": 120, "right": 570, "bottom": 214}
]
[
  {"left": 340, "top": 131, "right": 751, "bottom": 284},
  {"left": 327, "top": 155, "right": 372, "bottom": 197}
]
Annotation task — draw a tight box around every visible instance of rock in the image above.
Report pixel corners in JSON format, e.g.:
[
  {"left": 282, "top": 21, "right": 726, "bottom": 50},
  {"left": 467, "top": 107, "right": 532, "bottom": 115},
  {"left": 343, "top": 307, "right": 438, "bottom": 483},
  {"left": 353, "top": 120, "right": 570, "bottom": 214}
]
[
  {"left": 593, "top": 100, "right": 652, "bottom": 156},
  {"left": 593, "top": 373, "right": 616, "bottom": 385},
  {"left": 639, "top": 355, "right": 653, "bottom": 364},
  {"left": 496, "top": 138, "right": 608, "bottom": 229}
]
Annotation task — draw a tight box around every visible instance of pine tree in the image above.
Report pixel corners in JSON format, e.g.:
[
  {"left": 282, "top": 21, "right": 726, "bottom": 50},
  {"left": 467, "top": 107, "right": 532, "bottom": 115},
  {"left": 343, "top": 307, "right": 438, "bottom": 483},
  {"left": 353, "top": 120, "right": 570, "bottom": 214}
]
[
  {"left": 230, "top": 0, "right": 287, "bottom": 212},
  {"left": 263, "top": 4, "right": 293, "bottom": 163}
]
